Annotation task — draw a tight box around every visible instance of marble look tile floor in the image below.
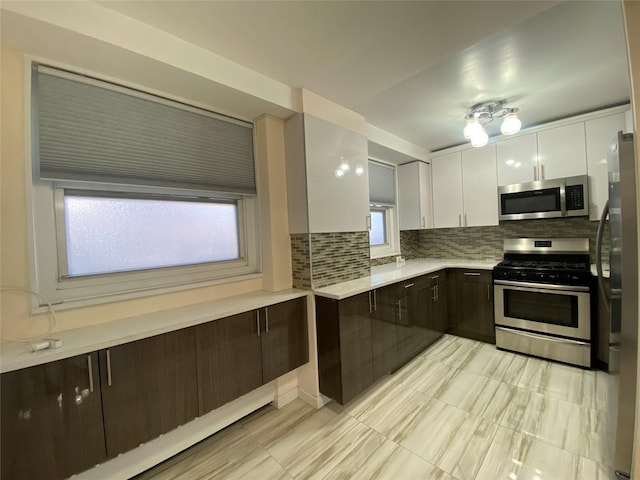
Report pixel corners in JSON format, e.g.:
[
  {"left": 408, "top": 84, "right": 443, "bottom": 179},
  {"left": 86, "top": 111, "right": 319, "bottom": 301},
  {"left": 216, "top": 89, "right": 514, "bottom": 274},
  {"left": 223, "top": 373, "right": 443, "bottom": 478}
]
[{"left": 137, "top": 335, "right": 614, "bottom": 480}]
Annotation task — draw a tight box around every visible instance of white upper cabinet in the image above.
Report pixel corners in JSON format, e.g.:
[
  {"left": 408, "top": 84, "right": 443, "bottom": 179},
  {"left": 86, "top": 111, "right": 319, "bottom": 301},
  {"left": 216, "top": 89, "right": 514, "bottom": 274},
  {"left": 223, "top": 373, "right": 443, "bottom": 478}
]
[
  {"left": 537, "top": 123, "right": 587, "bottom": 180},
  {"left": 284, "top": 113, "right": 369, "bottom": 234},
  {"left": 397, "top": 161, "right": 432, "bottom": 230},
  {"left": 432, "top": 147, "right": 499, "bottom": 229},
  {"left": 462, "top": 145, "right": 499, "bottom": 227},
  {"left": 304, "top": 115, "right": 369, "bottom": 233},
  {"left": 496, "top": 133, "right": 538, "bottom": 185},
  {"left": 585, "top": 112, "right": 627, "bottom": 220},
  {"left": 432, "top": 152, "right": 464, "bottom": 228}
]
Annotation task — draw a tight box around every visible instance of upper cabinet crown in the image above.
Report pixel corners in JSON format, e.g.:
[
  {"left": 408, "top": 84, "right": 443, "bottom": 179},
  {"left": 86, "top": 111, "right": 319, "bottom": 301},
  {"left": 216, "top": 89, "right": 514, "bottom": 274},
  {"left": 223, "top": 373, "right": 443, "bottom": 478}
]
[{"left": 284, "top": 114, "right": 369, "bottom": 234}]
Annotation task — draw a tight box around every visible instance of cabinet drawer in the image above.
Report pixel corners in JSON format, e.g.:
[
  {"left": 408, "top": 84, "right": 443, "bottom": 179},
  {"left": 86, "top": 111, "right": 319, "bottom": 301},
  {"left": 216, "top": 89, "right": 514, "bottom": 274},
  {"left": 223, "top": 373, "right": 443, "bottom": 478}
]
[
  {"left": 421, "top": 270, "right": 447, "bottom": 287},
  {"left": 455, "top": 269, "right": 492, "bottom": 283}
]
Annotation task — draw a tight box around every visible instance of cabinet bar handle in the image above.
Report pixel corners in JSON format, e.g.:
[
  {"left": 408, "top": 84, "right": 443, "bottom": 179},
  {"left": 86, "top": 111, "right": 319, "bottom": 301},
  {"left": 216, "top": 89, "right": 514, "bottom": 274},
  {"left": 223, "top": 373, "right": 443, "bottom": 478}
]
[
  {"left": 265, "top": 309, "right": 269, "bottom": 333},
  {"left": 421, "top": 216, "right": 425, "bottom": 228},
  {"left": 396, "top": 301, "right": 402, "bottom": 320},
  {"left": 432, "top": 286, "right": 436, "bottom": 302},
  {"left": 373, "top": 290, "right": 377, "bottom": 312},
  {"left": 256, "top": 310, "right": 261, "bottom": 337},
  {"left": 464, "top": 213, "right": 468, "bottom": 226},
  {"left": 366, "top": 215, "right": 372, "bottom": 231},
  {"left": 87, "top": 355, "right": 94, "bottom": 393},
  {"left": 464, "top": 272, "right": 481, "bottom": 276},
  {"left": 541, "top": 164, "right": 545, "bottom": 180},
  {"left": 430, "top": 275, "right": 439, "bottom": 280},
  {"left": 436, "top": 284, "right": 439, "bottom": 302},
  {"left": 458, "top": 214, "right": 462, "bottom": 227},
  {"left": 106, "top": 349, "right": 112, "bottom": 386},
  {"left": 368, "top": 291, "right": 373, "bottom": 314},
  {"left": 404, "top": 283, "right": 415, "bottom": 289}
]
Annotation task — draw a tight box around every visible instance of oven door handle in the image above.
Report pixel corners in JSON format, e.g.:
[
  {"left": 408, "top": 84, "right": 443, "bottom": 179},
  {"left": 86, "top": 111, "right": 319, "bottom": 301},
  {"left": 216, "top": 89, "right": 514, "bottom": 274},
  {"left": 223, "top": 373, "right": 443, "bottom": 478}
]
[
  {"left": 494, "top": 280, "right": 590, "bottom": 293},
  {"left": 495, "top": 327, "right": 590, "bottom": 346}
]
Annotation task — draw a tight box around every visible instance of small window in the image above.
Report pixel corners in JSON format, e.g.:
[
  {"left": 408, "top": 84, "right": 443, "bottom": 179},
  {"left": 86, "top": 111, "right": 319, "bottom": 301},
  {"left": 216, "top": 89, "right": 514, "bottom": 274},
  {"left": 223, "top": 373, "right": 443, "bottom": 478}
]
[
  {"left": 368, "top": 160, "right": 400, "bottom": 258},
  {"left": 369, "top": 208, "right": 388, "bottom": 246}
]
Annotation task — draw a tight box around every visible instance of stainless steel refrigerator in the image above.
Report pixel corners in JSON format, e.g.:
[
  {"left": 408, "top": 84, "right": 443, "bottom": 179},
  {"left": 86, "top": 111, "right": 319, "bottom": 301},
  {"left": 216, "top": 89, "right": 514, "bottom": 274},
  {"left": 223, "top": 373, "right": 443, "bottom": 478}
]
[{"left": 597, "top": 131, "right": 637, "bottom": 479}]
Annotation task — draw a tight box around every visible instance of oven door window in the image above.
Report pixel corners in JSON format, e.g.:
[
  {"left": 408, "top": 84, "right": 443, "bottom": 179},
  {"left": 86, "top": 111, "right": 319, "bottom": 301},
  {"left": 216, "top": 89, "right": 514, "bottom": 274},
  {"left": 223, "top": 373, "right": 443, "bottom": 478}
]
[
  {"left": 501, "top": 187, "right": 561, "bottom": 215},
  {"left": 504, "top": 289, "right": 578, "bottom": 328}
]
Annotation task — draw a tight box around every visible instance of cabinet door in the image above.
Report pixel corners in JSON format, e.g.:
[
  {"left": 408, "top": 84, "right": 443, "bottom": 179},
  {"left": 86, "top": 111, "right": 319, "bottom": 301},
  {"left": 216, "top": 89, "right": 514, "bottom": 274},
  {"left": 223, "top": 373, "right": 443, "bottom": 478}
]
[
  {"left": 304, "top": 114, "right": 369, "bottom": 233},
  {"left": 398, "top": 161, "right": 432, "bottom": 230},
  {"left": 262, "top": 297, "right": 309, "bottom": 383},
  {"left": 432, "top": 152, "right": 464, "bottom": 228},
  {"left": 1, "top": 354, "right": 106, "bottom": 480},
  {"left": 537, "top": 123, "right": 587, "bottom": 179},
  {"left": 371, "top": 289, "right": 397, "bottom": 381},
  {"left": 196, "top": 311, "right": 263, "bottom": 414},
  {"left": 496, "top": 133, "right": 538, "bottom": 185},
  {"left": 462, "top": 145, "right": 499, "bottom": 227},
  {"left": 337, "top": 293, "right": 374, "bottom": 404},
  {"left": 100, "top": 329, "right": 198, "bottom": 457},
  {"left": 585, "top": 113, "right": 626, "bottom": 220},
  {"left": 455, "top": 270, "right": 496, "bottom": 344},
  {"left": 428, "top": 271, "right": 448, "bottom": 338}
]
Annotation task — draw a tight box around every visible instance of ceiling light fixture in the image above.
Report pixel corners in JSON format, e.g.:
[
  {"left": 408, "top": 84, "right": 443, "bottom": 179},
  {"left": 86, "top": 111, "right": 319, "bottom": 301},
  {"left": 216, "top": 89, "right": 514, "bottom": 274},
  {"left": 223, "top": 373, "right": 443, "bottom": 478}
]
[{"left": 463, "top": 100, "right": 521, "bottom": 147}]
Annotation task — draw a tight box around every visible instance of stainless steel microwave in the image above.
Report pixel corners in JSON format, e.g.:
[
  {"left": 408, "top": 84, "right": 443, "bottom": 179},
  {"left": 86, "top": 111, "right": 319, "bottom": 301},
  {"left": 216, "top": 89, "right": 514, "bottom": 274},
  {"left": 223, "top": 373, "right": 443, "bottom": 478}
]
[{"left": 498, "top": 175, "right": 589, "bottom": 221}]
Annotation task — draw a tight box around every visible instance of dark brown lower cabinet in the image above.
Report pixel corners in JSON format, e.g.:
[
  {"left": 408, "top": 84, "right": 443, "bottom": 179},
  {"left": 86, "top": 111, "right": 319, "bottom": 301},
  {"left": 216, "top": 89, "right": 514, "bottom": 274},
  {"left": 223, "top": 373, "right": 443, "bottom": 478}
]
[
  {"left": 0, "top": 353, "right": 106, "bottom": 480},
  {"left": 261, "top": 297, "right": 309, "bottom": 383},
  {"left": 316, "top": 293, "right": 374, "bottom": 404},
  {"left": 448, "top": 269, "right": 495, "bottom": 343},
  {"left": 196, "top": 297, "right": 309, "bottom": 414},
  {"left": 196, "top": 311, "right": 263, "bottom": 414},
  {"left": 371, "top": 289, "right": 397, "bottom": 381},
  {"left": 427, "top": 270, "right": 448, "bottom": 337},
  {"left": 99, "top": 328, "right": 198, "bottom": 458}
]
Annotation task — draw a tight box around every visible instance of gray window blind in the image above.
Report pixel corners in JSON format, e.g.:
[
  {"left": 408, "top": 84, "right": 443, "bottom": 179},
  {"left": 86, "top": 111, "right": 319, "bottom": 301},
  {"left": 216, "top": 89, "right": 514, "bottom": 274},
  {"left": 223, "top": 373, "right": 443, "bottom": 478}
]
[
  {"left": 369, "top": 160, "right": 395, "bottom": 206},
  {"left": 32, "top": 65, "right": 256, "bottom": 195}
]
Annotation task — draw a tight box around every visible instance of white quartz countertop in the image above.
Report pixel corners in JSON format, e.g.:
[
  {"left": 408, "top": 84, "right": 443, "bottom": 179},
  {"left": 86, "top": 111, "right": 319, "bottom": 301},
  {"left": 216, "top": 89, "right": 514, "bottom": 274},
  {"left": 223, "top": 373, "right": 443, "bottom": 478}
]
[
  {"left": 1, "top": 289, "right": 308, "bottom": 374},
  {"left": 313, "top": 258, "right": 499, "bottom": 300}
]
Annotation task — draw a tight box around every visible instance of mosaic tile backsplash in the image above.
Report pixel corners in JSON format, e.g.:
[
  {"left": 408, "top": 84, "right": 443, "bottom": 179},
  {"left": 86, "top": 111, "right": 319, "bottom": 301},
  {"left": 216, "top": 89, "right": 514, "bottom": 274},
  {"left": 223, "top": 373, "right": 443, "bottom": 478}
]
[
  {"left": 290, "top": 234, "right": 311, "bottom": 290},
  {"left": 291, "top": 218, "right": 607, "bottom": 290},
  {"left": 310, "top": 232, "right": 371, "bottom": 288},
  {"left": 418, "top": 217, "right": 609, "bottom": 263}
]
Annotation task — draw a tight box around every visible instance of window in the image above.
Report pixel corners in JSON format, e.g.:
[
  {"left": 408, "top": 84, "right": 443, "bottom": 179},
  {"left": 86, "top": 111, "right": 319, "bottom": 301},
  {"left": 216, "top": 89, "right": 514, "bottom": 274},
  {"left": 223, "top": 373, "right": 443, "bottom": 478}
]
[
  {"left": 368, "top": 160, "right": 400, "bottom": 258},
  {"left": 29, "top": 63, "right": 260, "bottom": 307}
]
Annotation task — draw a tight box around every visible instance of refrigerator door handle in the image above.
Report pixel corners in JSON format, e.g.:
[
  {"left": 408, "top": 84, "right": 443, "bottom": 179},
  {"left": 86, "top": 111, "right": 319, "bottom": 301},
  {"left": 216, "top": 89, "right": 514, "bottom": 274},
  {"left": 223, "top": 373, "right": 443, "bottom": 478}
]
[{"left": 596, "top": 199, "right": 610, "bottom": 311}]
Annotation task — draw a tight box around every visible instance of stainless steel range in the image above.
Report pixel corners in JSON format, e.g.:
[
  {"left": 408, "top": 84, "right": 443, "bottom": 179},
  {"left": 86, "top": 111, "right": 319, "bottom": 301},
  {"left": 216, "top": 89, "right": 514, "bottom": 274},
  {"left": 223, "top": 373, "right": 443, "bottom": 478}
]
[{"left": 493, "top": 238, "right": 594, "bottom": 368}]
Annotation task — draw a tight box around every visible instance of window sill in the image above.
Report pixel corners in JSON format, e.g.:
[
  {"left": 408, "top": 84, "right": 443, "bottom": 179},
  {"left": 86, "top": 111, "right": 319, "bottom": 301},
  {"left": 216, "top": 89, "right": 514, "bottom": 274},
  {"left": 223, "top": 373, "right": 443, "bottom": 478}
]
[
  {"left": 369, "top": 249, "right": 401, "bottom": 260},
  {"left": 31, "top": 272, "right": 263, "bottom": 314}
]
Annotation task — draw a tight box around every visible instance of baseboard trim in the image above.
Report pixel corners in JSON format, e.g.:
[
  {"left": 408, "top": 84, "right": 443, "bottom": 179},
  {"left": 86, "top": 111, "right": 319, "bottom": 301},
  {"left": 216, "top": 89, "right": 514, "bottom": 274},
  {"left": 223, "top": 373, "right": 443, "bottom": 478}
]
[
  {"left": 298, "top": 387, "right": 331, "bottom": 409},
  {"left": 74, "top": 383, "right": 276, "bottom": 480},
  {"left": 273, "top": 385, "right": 299, "bottom": 409}
]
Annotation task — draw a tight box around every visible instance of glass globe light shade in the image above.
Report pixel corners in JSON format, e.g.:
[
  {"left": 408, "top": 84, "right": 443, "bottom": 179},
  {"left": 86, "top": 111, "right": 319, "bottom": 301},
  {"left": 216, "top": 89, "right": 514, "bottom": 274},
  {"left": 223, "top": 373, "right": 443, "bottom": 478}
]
[
  {"left": 463, "top": 118, "right": 483, "bottom": 139},
  {"left": 470, "top": 129, "right": 489, "bottom": 148},
  {"left": 501, "top": 113, "right": 522, "bottom": 135}
]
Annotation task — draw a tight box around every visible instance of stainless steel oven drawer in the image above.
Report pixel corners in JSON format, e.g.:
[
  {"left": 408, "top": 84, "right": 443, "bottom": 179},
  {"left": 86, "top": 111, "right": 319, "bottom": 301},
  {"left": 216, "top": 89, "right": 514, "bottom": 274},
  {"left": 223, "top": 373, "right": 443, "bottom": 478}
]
[{"left": 495, "top": 326, "right": 591, "bottom": 367}]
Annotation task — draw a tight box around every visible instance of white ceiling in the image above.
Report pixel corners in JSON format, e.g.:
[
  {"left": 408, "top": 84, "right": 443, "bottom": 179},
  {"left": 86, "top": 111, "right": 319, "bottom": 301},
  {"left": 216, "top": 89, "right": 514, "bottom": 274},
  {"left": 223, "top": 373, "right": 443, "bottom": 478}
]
[{"left": 5, "top": 1, "right": 633, "bottom": 153}]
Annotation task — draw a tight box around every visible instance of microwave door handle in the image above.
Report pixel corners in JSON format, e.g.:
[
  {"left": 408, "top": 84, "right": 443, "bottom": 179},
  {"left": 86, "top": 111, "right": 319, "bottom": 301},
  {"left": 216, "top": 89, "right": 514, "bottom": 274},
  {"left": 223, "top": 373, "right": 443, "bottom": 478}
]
[
  {"left": 559, "top": 183, "right": 568, "bottom": 217},
  {"left": 596, "top": 199, "right": 610, "bottom": 311}
]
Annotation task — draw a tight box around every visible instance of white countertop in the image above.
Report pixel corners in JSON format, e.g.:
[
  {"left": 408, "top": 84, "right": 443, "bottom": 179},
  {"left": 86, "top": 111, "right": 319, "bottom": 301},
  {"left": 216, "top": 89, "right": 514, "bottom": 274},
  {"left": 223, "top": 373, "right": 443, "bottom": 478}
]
[
  {"left": 313, "top": 258, "right": 499, "bottom": 300},
  {"left": 1, "top": 289, "right": 308, "bottom": 374}
]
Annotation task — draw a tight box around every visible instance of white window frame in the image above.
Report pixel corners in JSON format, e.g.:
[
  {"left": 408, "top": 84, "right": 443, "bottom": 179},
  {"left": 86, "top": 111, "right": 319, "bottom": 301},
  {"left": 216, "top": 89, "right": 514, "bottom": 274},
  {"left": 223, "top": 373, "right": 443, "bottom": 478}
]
[
  {"left": 369, "top": 158, "right": 400, "bottom": 259},
  {"left": 24, "top": 58, "right": 261, "bottom": 311}
]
